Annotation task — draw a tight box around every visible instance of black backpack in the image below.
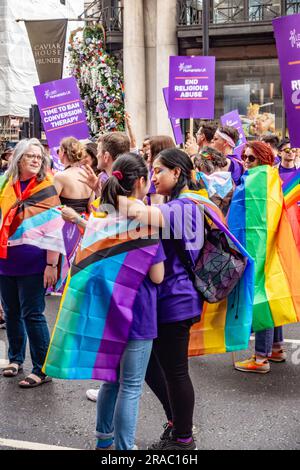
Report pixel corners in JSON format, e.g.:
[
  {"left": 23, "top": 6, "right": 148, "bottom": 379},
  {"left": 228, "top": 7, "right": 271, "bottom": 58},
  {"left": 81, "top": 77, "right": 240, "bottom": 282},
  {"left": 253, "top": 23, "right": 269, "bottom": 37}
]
[{"left": 173, "top": 207, "right": 247, "bottom": 303}]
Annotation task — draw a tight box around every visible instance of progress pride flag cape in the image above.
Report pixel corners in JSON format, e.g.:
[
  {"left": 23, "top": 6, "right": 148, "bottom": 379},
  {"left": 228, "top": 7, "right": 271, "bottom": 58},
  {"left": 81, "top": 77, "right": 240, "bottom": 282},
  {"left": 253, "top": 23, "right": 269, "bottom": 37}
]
[
  {"left": 43, "top": 210, "right": 159, "bottom": 382},
  {"left": 0, "top": 174, "right": 81, "bottom": 278}
]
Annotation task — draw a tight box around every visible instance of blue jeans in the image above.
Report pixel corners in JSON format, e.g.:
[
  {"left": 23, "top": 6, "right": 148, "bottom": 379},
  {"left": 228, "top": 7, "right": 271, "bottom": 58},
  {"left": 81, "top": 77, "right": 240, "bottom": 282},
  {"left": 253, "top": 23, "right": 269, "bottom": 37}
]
[
  {"left": 255, "top": 327, "right": 284, "bottom": 357},
  {"left": 0, "top": 274, "right": 50, "bottom": 376},
  {"left": 96, "top": 339, "right": 153, "bottom": 450}
]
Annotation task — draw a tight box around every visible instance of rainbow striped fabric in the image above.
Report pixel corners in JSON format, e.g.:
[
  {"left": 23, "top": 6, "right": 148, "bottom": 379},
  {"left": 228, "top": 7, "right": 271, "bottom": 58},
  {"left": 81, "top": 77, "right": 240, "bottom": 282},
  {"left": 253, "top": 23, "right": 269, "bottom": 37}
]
[
  {"left": 178, "top": 191, "right": 255, "bottom": 357},
  {"left": 0, "top": 174, "right": 62, "bottom": 252},
  {"left": 282, "top": 170, "right": 300, "bottom": 251},
  {"left": 0, "top": 174, "right": 81, "bottom": 280},
  {"left": 228, "top": 166, "right": 300, "bottom": 332},
  {"left": 43, "top": 211, "right": 159, "bottom": 382}
]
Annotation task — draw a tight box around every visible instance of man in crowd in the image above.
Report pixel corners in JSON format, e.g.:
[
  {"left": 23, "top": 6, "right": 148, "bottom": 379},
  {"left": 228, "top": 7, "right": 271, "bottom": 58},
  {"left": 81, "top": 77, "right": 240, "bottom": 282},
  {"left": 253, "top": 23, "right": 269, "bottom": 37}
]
[
  {"left": 260, "top": 134, "right": 281, "bottom": 165},
  {"left": 185, "top": 122, "right": 217, "bottom": 157},
  {"left": 276, "top": 139, "right": 300, "bottom": 182},
  {"left": 211, "top": 126, "right": 244, "bottom": 185},
  {"left": 79, "top": 132, "right": 130, "bottom": 197}
]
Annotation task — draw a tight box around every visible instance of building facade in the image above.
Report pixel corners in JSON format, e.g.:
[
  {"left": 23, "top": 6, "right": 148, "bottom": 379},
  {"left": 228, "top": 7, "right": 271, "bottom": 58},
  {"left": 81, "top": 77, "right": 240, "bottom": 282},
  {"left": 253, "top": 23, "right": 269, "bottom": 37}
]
[{"left": 85, "top": 1, "right": 300, "bottom": 142}]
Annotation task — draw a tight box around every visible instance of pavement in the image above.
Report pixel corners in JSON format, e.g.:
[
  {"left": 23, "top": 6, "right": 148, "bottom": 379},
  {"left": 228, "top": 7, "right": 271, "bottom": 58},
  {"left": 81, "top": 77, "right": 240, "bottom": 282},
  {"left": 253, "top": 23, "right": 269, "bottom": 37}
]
[{"left": 0, "top": 295, "right": 300, "bottom": 450}]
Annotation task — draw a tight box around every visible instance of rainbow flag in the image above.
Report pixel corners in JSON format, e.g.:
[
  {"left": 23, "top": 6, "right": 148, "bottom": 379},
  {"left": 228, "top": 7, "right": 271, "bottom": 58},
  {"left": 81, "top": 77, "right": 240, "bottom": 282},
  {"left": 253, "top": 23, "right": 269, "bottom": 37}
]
[
  {"left": 178, "top": 191, "right": 255, "bottom": 357},
  {"left": 43, "top": 211, "right": 159, "bottom": 382},
  {"left": 228, "top": 166, "right": 300, "bottom": 332},
  {"left": 282, "top": 170, "right": 300, "bottom": 251}
]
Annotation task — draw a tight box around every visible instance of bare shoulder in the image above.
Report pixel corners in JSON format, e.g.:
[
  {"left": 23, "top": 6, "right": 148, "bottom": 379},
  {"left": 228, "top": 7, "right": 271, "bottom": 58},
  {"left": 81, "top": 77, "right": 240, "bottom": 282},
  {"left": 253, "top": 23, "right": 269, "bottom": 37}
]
[{"left": 53, "top": 171, "right": 66, "bottom": 182}]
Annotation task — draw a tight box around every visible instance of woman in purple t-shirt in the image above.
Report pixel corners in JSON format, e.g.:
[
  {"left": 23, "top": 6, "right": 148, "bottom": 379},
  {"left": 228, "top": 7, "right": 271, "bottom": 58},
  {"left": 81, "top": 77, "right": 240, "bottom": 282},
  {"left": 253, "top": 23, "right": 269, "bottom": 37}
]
[
  {"left": 120, "top": 148, "right": 204, "bottom": 450},
  {"left": 94, "top": 153, "right": 165, "bottom": 451}
]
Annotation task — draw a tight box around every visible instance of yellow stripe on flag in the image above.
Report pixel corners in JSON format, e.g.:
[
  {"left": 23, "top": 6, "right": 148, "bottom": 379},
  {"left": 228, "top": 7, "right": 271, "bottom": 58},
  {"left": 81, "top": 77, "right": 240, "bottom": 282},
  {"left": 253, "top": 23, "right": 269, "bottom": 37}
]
[{"left": 265, "top": 168, "right": 298, "bottom": 326}]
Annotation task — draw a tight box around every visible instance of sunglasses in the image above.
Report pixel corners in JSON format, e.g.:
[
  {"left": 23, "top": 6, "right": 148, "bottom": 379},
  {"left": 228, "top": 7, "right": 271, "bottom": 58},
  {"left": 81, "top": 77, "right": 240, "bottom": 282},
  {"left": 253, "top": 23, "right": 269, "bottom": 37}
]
[
  {"left": 283, "top": 148, "right": 297, "bottom": 153},
  {"left": 242, "top": 154, "right": 257, "bottom": 163}
]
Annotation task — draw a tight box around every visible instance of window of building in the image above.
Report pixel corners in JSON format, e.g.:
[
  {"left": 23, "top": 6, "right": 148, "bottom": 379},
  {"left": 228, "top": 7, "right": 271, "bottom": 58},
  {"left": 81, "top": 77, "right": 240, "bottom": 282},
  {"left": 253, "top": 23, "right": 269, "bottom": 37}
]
[
  {"left": 286, "top": 0, "right": 300, "bottom": 14},
  {"left": 213, "top": 1, "right": 244, "bottom": 24},
  {"left": 215, "top": 58, "right": 283, "bottom": 138},
  {"left": 248, "top": 1, "right": 281, "bottom": 22}
]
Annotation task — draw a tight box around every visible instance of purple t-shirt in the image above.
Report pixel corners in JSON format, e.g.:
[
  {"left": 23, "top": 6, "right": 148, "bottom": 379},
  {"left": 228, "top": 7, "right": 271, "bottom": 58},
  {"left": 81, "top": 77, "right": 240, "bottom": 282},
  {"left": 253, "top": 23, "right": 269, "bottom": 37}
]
[
  {"left": 157, "top": 198, "right": 204, "bottom": 324},
  {"left": 99, "top": 171, "right": 109, "bottom": 185},
  {"left": 0, "top": 179, "right": 47, "bottom": 276},
  {"left": 274, "top": 155, "right": 281, "bottom": 165},
  {"left": 129, "top": 241, "right": 166, "bottom": 340},
  {"left": 279, "top": 165, "right": 299, "bottom": 184},
  {"left": 148, "top": 169, "right": 156, "bottom": 195}
]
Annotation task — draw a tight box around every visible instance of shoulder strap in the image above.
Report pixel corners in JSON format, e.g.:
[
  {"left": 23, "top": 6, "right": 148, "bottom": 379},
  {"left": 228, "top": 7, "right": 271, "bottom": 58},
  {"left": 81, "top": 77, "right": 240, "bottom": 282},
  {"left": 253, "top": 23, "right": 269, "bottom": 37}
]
[{"left": 172, "top": 205, "right": 211, "bottom": 280}]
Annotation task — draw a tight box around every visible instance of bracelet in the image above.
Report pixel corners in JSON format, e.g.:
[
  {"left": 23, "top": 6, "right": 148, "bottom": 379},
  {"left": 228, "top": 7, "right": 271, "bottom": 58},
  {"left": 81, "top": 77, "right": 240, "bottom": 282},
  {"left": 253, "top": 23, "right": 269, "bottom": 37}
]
[
  {"left": 75, "top": 216, "right": 82, "bottom": 225},
  {"left": 46, "top": 263, "right": 58, "bottom": 268}
]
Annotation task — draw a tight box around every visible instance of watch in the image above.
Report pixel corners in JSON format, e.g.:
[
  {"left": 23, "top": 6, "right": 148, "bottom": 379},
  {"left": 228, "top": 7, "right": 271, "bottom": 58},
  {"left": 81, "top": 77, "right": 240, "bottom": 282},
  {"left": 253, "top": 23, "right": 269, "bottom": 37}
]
[{"left": 46, "top": 263, "right": 58, "bottom": 268}]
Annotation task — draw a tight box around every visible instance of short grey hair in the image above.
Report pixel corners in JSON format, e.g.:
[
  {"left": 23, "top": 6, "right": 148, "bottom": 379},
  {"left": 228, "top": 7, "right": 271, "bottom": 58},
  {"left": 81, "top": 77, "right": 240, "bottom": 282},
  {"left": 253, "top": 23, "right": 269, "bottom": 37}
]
[{"left": 6, "top": 139, "right": 48, "bottom": 184}]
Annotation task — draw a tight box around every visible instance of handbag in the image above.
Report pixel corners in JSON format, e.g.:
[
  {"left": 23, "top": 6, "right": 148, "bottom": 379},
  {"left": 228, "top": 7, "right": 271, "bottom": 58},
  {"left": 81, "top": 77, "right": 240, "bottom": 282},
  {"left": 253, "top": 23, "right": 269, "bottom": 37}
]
[{"left": 173, "top": 208, "right": 247, "bottom": 303}]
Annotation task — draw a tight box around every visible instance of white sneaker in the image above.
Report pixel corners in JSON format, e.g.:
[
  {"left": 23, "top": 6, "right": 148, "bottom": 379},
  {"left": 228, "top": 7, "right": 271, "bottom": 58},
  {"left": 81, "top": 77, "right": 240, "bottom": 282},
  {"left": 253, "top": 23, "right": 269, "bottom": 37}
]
[{"left": 86, "top": 388, "right": 99, "bottom": 402}]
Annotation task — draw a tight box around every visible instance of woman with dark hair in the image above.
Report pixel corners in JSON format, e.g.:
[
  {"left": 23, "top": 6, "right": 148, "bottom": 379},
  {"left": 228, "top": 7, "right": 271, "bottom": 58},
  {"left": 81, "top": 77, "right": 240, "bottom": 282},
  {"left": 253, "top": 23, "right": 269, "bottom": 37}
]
[
  {"left": 147, "top": 135, "right": 176, "bottom": 205},
  {"left": 94, "top": 154, "right": 165, "bottom": 451},
  {"left": 119, "top": 148, "right": 204, "bottom": 450},
  {"left": 83, "top": 141, "right": 99, "bottom": 176},
  {"left": 0, "top": 138, "right": 59, "bottom": 387}
]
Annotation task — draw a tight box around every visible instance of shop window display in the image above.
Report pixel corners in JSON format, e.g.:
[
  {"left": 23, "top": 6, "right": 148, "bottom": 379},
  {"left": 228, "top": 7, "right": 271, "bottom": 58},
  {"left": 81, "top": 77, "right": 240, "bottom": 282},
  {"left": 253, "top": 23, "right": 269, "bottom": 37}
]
[{"left": 215, "top": 58, "right": 282, "bottom": 138}]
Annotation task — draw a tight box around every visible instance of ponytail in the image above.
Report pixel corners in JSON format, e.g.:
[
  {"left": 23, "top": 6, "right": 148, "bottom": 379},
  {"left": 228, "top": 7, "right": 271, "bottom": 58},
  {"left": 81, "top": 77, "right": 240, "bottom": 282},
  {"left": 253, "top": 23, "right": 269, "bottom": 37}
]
[{"left": 101, "top": 153, "right": 149, "bottom": 208}]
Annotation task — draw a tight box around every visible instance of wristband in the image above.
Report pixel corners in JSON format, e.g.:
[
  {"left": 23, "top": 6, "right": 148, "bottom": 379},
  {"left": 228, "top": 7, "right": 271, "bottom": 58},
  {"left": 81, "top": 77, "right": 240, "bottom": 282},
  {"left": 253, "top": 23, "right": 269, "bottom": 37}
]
[{"left": 46, "top": 263, "right": 58, "bottom": 268}]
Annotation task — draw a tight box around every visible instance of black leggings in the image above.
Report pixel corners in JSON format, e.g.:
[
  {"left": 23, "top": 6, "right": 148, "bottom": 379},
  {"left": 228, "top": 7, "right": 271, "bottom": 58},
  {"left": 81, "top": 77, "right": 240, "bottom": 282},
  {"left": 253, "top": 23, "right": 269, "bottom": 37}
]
[{"left": 145, "top": 318, "right": 197, "bottom": 439}]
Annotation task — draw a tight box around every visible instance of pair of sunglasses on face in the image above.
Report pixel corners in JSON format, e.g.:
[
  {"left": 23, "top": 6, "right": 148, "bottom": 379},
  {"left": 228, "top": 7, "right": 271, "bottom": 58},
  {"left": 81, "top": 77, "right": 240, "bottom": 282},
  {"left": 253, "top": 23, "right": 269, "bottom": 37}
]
[
  {"left": 282, "top": 148, "right": 297, "bottom": 154},
  {"left": 242, "top": 154, "right": 257, "bottom": 163}
]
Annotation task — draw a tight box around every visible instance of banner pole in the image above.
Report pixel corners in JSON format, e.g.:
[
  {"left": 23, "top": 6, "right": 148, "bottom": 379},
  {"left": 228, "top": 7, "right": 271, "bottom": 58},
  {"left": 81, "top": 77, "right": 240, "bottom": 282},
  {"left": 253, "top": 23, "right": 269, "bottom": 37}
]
[{"left": 189, "top": 118, "right": 194, "bottom": 142}]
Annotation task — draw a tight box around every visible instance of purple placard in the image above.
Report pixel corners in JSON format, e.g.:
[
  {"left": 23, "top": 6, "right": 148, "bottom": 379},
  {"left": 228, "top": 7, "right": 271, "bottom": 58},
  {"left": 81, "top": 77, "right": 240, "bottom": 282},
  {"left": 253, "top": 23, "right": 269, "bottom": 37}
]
[
  {"left": 34, "top": 76, "right": 90, "bottom": 152},
  {"left": 220, "top": 110, "right": 247, "bottom": 158},
  {"left": 273, "top": 14, "right": 300, "bottom": 147},
  {"left": 163, "top": 87, "right": 184, "bottom": 145},
  {"left": 168, "top": 56, "right": 215, "bottom": 119}
]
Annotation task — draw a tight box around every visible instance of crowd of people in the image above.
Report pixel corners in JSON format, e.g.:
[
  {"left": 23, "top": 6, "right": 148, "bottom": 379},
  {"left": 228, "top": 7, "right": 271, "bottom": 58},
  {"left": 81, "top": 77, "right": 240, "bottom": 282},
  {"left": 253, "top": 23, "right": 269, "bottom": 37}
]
[{"left": 0, "top": 116, "right": 299, "bottom": 450}]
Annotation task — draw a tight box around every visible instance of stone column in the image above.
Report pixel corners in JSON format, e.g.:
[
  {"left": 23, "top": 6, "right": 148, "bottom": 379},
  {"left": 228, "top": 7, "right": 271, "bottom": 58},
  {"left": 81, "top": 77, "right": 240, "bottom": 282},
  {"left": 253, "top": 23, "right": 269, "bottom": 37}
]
[
  {"left": 123, "top": 0, "right": 146, "bottom": 147},
  {"left": 144, "top": 0, "right": 178, "bottom": 137}
]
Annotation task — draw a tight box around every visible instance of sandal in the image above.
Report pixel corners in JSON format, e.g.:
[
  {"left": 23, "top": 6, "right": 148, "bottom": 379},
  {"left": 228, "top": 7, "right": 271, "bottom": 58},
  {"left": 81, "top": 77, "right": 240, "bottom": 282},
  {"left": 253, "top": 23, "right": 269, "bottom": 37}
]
[
  {"left": 3, "top": 363, "right": 23, "bottom": 377},
  {"left": 19, "top": 373, "right": 52, "bottom": 389}
]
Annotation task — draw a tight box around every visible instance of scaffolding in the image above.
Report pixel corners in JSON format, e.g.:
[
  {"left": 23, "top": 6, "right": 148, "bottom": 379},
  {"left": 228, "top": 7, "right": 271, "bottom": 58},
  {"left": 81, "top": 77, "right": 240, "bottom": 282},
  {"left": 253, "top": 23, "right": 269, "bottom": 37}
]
[{"left": 0, "top": 0, "right": 84, "bottom": 143}]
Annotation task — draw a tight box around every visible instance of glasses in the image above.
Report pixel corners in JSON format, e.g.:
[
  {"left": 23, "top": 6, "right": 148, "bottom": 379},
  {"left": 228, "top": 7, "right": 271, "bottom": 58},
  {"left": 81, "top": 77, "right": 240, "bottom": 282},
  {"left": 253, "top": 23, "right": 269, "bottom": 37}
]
[
  {"left": 242, "top": 154, "right": 257, "bottom": 163},
  {"left": 283, "top": 148, "right": 297, "bottom": 153},
  {"left": 23, "top": 153, "right": 43, "bottom": 162}
]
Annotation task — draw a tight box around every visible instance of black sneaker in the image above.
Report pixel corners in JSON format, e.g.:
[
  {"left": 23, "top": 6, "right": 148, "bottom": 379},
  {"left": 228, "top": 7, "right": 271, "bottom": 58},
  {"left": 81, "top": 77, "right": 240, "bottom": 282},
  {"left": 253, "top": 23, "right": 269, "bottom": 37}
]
[
  {"left": 148, "top": 436, "right": 197, "bottom": 451},
  {"left": 160, "top": 422, "right": 173, "bottom": 441}
]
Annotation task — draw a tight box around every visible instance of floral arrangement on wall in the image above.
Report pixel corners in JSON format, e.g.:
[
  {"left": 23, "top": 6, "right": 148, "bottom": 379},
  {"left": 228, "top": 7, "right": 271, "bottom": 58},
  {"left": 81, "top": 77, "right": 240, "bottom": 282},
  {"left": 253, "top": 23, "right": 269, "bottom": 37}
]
[{"left": 69, "top": 24, "right": 125, "bottom": 138}]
